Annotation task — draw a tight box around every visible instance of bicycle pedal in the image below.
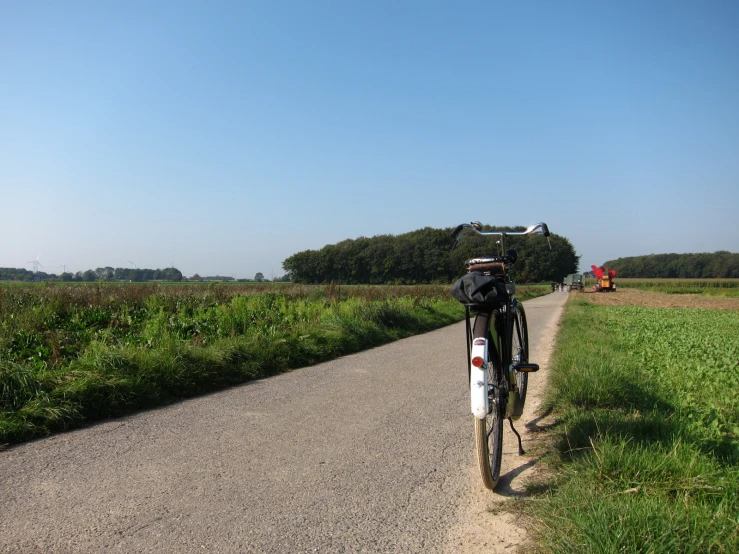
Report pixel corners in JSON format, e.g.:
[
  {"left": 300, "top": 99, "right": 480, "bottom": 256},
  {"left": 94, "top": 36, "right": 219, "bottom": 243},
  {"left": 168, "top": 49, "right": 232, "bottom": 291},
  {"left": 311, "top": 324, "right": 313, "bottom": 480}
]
[{"left": 514, "top": 363, "right": 539, "bottom": 373}]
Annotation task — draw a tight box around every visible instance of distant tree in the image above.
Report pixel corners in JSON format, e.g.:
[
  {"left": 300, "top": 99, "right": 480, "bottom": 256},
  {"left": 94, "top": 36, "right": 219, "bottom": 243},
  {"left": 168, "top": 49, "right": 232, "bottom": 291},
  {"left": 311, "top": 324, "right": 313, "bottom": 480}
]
[
  {"left": 0, "top": 265, "right": 183, "bottom": 282},
  {"left": 603, "top": 252, "right": 739, "bottom": 278},
  {"left": 191, "top": 273, "right": 203, "bottom": 282},
  {"left": 283, "top": 225, "right": 580, "bottom": 284},
  {"left": 161, "top": 267, "right": 183, "bottom": 282},
  {"left": 95, "top": 267, "right": 115, "bottom": 281},
  {"left": 0, "top": 268, "right": 34, "bottom": 281},
  {"left": 254, "top": 272, "right": 265, "bottom": 282}
]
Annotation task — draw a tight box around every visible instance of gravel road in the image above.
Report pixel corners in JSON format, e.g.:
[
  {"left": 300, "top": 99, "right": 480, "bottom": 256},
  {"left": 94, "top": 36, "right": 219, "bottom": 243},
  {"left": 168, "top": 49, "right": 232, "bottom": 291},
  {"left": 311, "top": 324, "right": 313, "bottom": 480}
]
[{"left": 1, "top": 293, "right": 567, "bottom": 553}]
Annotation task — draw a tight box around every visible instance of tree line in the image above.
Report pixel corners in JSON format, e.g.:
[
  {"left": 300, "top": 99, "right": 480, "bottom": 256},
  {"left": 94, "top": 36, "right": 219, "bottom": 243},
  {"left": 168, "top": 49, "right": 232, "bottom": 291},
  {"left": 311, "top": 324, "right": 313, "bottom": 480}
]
[
  {"left": 282, "top": 225, "right": 580, "bottom": 284},
  {"left": 0, "top": 267, "right": 183, "bottom": 282},
  {"left": 189, "top": 273, "right": 287, "bottom": 282},
  {"left": 603, "top": 251, "right": 739, "bottom": 278}
]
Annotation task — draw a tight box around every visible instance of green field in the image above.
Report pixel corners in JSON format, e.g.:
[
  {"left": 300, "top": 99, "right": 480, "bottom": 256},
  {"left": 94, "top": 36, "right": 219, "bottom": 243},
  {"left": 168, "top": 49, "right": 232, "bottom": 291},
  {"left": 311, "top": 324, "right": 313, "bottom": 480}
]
[
  {"left": 0, "top": 282, "right": 549, "bottom": 444},
  {"left": 592, "top": 278, "right": 739, "bottom": 297},
  {"left": 526, "top": 299, "right": 739, "bottom": 552}
]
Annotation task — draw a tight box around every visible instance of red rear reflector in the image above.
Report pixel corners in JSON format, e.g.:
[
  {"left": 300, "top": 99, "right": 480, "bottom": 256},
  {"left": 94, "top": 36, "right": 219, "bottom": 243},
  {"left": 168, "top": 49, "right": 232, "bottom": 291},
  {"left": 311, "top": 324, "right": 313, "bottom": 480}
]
[{"left": 471, "top": 356, "right": 484, "bottom": 367}]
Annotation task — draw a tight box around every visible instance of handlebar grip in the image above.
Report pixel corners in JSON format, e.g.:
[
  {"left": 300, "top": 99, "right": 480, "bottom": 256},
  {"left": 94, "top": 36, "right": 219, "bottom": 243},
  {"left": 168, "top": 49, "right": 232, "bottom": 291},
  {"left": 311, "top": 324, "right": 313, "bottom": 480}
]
[
  {"left": 541, "top": 224, "right": 551, "bottom": 237},
  {"left": 451, "top": 224, "right": 464, "bottom": 238}
]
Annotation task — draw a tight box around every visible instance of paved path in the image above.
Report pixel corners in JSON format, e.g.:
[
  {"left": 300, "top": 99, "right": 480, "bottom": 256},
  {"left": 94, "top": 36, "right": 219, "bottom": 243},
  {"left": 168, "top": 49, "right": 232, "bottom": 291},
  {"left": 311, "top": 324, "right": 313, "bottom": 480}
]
[{"left": 1, "top": 293, "right": 568, "bottom": 553}]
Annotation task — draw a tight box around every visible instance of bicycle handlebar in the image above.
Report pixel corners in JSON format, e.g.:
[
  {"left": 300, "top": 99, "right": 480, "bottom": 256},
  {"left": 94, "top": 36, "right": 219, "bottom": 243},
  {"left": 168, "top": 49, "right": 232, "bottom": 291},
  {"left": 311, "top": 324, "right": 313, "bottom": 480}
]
[{"left": 451, "top": 221, "right": 552, "bottom": 250}]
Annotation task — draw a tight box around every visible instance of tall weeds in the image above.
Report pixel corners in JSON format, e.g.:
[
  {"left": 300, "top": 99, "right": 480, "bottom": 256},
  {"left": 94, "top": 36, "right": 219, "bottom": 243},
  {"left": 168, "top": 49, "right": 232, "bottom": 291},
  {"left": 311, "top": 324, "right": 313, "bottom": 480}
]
[{"left": 1, "top": 284, "right": 467, "bottom": 443}]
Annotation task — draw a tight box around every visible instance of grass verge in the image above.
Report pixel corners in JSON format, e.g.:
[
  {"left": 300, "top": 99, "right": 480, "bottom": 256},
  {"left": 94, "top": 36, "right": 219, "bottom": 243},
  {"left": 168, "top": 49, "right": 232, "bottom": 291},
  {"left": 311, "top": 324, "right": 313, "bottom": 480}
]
[
  {"left": 1, "top": 284, "right": 550, "bottom": 444},
  {"left": 524, "top": 298, "right": 739, "bottom": 553}
]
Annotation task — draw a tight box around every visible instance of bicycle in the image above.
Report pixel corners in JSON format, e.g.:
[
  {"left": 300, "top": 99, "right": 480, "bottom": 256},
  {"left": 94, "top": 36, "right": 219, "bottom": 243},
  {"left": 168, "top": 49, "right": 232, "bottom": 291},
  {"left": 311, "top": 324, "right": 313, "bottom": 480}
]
[{"left": 450, "top": 222, "right": 551, "bottom": 490}]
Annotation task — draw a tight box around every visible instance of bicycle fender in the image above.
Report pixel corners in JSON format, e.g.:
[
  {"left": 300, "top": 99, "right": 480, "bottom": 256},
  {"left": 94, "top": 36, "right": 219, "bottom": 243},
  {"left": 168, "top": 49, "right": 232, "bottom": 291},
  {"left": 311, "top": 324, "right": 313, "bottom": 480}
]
[{"left": 470, "top": 338, "right": 489, "bottom": 419}]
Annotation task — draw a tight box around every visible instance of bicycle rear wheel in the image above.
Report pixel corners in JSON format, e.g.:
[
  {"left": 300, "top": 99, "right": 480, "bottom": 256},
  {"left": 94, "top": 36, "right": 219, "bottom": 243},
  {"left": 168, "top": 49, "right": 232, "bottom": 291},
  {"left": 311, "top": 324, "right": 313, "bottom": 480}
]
[
  {"left": 512, "top": 303, "right": 530, "bottom": 409},
  {"left": 472, "top": 311, "right": 504, "bottom": 490}
]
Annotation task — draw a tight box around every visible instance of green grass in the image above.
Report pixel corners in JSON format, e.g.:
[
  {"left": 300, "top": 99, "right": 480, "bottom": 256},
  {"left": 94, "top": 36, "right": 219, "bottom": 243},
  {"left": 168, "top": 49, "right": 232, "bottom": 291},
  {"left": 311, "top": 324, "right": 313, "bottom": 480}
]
[
  {"left": 525, "top": 299, "right": 739, "bottom": 553},
  {"left": 0, "top": 282, "right": 550, "bottom": 444},
  {"left": 0, "top": 284, "right": 457, "bottom": 443},
  {"left": 596, "top": 278, "right": 739, "bottom": 297}
]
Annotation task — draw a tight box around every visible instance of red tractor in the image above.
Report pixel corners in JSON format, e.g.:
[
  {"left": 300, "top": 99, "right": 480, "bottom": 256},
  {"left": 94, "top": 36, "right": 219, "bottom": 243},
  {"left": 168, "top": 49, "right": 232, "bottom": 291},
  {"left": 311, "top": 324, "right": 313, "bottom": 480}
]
[{"left": 591, "top": 265, "right": 617, "bottom": 292}]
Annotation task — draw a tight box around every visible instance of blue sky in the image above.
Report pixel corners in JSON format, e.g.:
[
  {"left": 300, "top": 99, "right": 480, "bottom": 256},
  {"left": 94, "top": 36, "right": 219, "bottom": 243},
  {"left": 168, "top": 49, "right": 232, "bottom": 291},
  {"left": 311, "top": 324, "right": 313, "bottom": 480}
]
[{"left": 2, "top": 0, "right": 738, "bottom": 278}]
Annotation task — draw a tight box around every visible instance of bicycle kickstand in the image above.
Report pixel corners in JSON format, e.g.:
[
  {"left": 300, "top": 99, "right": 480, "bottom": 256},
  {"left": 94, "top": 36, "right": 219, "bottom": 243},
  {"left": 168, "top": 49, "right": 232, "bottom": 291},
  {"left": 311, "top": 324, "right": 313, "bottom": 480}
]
[{"left": 508, "top": 418, "right": 526, "bottom": 455}]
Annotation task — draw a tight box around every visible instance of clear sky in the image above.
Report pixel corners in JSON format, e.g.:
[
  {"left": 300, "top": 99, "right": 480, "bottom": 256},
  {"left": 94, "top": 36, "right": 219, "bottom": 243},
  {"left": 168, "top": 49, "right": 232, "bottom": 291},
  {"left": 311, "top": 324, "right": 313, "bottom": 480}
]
[{"left": 2, "top": 0, "right": 738, "bottom": 279}]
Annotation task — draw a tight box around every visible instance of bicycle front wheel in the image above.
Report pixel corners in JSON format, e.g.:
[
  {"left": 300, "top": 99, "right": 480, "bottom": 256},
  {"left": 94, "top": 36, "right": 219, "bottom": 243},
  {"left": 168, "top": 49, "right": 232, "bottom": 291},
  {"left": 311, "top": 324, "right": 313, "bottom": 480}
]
[{"left": 473, "top": 311, "right": 504, "bottom": 490}]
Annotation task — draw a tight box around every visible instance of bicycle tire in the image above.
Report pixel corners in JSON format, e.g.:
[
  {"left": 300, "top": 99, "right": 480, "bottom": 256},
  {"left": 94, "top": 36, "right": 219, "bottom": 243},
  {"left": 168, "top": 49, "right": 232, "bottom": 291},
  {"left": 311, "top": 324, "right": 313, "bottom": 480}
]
[
  {"left": 472, "top": 311, "right": 504, "bottom": 490},
  {"left": 512, "top": 303, "right": 530, "bottom": 409}
]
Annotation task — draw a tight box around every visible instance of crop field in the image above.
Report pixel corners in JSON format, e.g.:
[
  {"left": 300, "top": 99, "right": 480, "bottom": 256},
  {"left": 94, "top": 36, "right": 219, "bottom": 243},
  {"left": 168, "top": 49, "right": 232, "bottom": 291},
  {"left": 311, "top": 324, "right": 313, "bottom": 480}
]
[
  {"left": 581, "top": 287, "right": 739, "bottom": 311},
  {"left": 526, "top": 295, "right": 739, "bottom": 552},
  {"left": 0, "top": 282, "right": 549, "bottom": 444},
  {"left": 586, "top": 277, "right": 739, "bottom": 297}
]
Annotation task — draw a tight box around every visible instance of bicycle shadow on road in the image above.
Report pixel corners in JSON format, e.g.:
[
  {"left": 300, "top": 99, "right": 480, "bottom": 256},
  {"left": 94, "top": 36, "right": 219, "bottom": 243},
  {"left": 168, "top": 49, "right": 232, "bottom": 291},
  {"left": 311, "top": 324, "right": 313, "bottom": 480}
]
[
  {"left": 494, "top": 454, "right": 544, "bottom": 497},
  {"left": 524, "top": 406, "right": 556, "bottom": 433}
]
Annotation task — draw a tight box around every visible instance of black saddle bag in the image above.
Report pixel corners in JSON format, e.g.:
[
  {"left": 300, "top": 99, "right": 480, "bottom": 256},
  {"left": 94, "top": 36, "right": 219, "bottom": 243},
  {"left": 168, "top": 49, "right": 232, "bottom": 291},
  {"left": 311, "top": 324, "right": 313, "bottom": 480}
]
[{"left": 451, "top": 271, "right": 508, "bottom": 309}]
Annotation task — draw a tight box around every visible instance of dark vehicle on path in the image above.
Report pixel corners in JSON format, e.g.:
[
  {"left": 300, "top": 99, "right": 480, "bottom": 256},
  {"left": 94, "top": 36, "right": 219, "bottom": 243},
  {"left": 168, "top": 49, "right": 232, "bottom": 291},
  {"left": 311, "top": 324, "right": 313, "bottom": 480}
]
[{"left": 562, "top": 273, "right": 584, "bottom": 292}]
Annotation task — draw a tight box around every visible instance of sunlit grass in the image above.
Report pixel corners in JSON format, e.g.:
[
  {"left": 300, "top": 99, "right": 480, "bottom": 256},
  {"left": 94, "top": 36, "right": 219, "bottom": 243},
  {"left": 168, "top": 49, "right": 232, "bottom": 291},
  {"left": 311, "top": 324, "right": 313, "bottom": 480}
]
[
  {"left": 525, "top": 299, "right": 739, "bottom": 553},
  {"left": 589, "top": 278, "right": 739, "bottom": 297},
  {"left": 0, "top": 283, "right": 551, "bottom": 444}
]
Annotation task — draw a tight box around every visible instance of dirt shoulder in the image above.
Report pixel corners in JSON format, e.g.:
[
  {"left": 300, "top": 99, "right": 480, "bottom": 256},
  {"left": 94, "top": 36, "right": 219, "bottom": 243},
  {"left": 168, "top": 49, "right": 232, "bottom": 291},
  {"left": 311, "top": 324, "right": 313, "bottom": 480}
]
[{"left": 577, "top": 288, "right": 739, "bottom": 310}]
